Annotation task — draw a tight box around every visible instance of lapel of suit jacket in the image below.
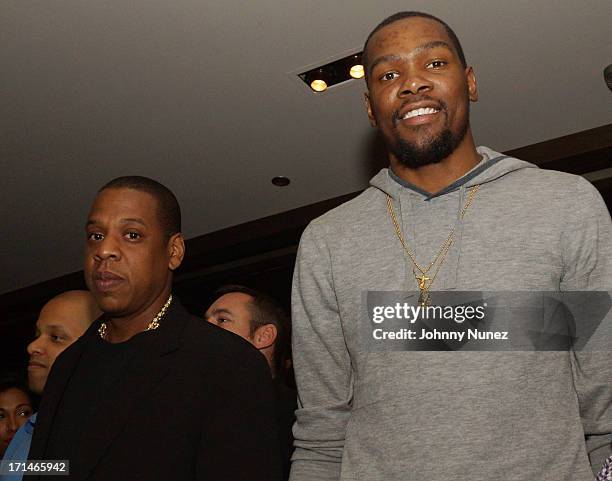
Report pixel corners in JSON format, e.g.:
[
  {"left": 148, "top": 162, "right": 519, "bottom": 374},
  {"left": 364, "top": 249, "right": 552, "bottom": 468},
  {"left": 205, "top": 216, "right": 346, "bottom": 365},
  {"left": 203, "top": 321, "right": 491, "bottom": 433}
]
[{"left": 46, "top": 300, "right": 189, "bottom": 481}]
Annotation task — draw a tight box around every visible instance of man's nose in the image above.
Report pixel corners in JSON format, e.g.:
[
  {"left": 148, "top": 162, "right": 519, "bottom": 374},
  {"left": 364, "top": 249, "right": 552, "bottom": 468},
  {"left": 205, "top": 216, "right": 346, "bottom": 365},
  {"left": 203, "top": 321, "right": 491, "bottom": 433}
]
[
  {"left": 398, "top": 70, "right": 432, "bottom": 97},
  {"left": 27, "top": 336, "right": 43, "bottom": 356},
  {"left": 93, "top": 235, "right": 120, "bottom": 262}
]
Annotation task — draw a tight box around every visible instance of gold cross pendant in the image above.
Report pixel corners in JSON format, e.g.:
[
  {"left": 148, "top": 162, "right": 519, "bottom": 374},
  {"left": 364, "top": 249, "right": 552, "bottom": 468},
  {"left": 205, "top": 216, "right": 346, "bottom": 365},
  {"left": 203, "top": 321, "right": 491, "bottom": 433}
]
[{"left": 416, "top": 274, "right": 430, "bottom": 290}]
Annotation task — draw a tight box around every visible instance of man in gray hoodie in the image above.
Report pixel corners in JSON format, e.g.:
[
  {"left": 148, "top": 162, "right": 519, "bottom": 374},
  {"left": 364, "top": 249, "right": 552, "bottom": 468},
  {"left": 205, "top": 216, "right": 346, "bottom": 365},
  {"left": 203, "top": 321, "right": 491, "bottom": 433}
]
[{"left": 290, "top": 11, "right": 612, "bottom": 481}]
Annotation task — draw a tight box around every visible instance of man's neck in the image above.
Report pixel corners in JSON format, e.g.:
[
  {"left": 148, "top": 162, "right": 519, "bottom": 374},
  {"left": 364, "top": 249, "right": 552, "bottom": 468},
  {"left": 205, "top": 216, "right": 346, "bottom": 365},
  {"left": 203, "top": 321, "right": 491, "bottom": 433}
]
[
  {"left": 104, "top": 289, "right": 171, "bottom": 343},
  {"left": 389, "top": 134, "right": 481, "bottom": 194}
]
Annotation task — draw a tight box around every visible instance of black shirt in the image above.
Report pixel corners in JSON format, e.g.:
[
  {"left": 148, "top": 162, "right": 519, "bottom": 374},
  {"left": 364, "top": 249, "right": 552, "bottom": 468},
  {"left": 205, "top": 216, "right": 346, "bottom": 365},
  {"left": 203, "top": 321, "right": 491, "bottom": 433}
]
[{"left": 46, "top": 328, "right": 159, "bottom": 463}]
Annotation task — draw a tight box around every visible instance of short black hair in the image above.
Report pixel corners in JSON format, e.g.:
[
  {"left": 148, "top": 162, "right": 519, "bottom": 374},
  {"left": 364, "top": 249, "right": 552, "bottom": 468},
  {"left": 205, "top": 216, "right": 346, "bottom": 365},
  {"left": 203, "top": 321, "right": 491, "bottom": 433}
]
[
  {"left": 0, "top": 374, "right": 34, "bottom": 405},
  {"left": 363, "top": 11, "right": 467, "bottom": 80},
  {"left": 100, "top": 176, "right": 181, "bottom": 238},
  {"left": 213, "top": 285, "right": 291, "bottom": 379}
]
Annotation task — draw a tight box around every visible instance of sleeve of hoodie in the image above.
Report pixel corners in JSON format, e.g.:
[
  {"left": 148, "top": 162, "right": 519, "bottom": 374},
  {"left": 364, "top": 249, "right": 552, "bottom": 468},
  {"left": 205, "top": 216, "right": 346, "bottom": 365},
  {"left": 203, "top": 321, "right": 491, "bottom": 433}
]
[
  {"left": 559, "top": 176, "right": 612, "bottom": 474},
  {"left": 289, "top": 222, "right": 353, "bottom": 481}
]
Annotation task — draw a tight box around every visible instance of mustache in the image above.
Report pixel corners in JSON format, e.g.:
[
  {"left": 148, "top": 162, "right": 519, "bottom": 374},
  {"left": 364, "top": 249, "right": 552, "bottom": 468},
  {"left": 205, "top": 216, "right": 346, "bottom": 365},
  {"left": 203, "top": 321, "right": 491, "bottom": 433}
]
[{"left": 392, "top": 97, "right": 447, "bottom": 126}]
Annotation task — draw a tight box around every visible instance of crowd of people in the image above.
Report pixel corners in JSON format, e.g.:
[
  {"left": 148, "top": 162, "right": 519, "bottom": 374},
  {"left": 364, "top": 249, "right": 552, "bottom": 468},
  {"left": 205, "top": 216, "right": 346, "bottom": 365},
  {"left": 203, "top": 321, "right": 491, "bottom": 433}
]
[{"left": 1, "top": 10, "right": 611, "bottom": 481}]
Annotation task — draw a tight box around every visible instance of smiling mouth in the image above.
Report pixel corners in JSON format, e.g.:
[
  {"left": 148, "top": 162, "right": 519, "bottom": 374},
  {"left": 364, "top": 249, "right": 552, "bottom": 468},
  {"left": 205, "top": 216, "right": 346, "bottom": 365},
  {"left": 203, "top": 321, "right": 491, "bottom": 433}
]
[{"left": 400, "top": 107, "right": 440, "bottom": 120}]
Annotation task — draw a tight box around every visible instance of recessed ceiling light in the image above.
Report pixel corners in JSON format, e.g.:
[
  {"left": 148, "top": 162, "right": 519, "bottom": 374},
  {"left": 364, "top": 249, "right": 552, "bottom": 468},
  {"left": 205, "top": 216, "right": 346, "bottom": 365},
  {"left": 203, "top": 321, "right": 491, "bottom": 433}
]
[
  {"left": 310, "top": 79, "right": 328, "bottom": 92},
  {"left": 349, "top": 64, "right": 365, "bottom": 79},
  {"left": 299, "top": 52, "right": 363, "bottom": 92},
  {"left": 271, "top": 176, "right": 291, "bottom": 187}
]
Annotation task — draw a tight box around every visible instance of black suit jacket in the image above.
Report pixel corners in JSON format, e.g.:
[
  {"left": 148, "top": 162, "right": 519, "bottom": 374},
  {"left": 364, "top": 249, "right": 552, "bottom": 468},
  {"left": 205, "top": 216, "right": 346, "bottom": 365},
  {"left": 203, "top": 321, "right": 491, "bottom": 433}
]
[{"left": 25, "top": 300, "right": 283, "bottom": 481}]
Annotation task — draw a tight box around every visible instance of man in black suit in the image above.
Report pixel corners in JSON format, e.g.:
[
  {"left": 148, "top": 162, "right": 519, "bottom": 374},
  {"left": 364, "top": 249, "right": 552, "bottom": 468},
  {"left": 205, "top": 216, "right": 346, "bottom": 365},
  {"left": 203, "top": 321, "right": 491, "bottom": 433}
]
[
  {"left": 206, "top": 285, "right": 297, "bottom": 480},
  {"left": 25, "top": 176, "right": 282, "bottom": 481}
]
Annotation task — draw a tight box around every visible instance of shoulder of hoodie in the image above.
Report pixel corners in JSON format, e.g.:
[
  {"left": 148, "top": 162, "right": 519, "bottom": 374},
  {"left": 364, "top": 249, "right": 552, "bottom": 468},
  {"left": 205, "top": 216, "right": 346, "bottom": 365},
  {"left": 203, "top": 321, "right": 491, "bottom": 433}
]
[
  {"left": 497, "top": 155, "right": 604, "bottom": 206},
  {"left": 301, "top": 159, "right": 607, "bottom": 244},
  {"left": 303, "top": 162, "right": 603, "bottom": 223}
]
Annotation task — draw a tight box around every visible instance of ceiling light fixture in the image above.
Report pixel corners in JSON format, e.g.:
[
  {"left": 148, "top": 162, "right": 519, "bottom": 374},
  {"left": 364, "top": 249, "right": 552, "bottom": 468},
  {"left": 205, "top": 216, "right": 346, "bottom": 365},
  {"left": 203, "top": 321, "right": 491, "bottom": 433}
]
[
  {"left": 348, "top": 54, "right": 364, "bottom": 79},
  {"left": 271, "top": 176, "right": 291, "bottom": 187},
  {"left": 309, "top": 69, "right": 329, "bottom": 92},
  {"left": 299, "top": 51, "right": 363, "bottom": 92},
  {"left": 349, "top": 64, "right": 365, "bottom": 79},
  {"left": 311, "top": 79, "right": 328, "bottom": 92}
]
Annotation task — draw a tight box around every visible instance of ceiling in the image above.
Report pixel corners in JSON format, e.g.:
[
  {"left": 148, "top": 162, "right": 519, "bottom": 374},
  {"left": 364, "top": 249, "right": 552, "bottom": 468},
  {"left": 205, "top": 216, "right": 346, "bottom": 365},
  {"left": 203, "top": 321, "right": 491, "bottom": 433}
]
[{"left": 2, "top": 0, "right": 611, "bottom": 295}]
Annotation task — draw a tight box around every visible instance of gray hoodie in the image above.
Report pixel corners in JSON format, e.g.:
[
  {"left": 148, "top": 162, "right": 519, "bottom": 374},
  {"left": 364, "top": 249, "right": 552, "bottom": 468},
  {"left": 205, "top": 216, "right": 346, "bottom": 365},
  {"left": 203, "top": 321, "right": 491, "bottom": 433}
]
[{"left": 290, "top": 146, "right": 612, "bottom": 481}]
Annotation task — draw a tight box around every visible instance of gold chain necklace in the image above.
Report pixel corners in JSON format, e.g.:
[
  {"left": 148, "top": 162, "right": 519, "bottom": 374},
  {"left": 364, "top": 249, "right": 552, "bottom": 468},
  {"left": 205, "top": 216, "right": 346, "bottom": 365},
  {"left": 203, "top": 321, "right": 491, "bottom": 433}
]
[
  {"left": 386, "top": 186, "right": 479, "bottom": 305},
  {"left": 98, "top": 294, "right": 173, "bottom": 340}
]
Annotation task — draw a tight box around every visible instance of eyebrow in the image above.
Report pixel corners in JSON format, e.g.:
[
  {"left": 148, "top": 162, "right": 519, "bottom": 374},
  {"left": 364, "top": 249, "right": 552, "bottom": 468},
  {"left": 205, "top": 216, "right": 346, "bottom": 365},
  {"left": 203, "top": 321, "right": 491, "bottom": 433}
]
[
  {"left": 45, "top": 324, "right": 68, "bottom": 331},
  {"left": 369, "top": 40, "right": 454, "bottom": 75},
  {"left": 85, "top": 218, "right": 147, "bottom": 228},
  {"left": 209, "top": 308, "right": 233, "bottom": 317},
  {"left": 0, "top": 404, "right": 31, "bottom": 412}
]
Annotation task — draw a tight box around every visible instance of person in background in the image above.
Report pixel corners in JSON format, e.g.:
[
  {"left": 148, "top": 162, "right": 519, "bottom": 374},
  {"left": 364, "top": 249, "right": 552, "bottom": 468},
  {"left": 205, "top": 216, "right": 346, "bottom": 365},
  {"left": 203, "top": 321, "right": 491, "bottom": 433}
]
[
  {"left": 206, "top": 285, "right": 296, "bottom": 480},
  {"left": 206, "top": 285, "right": 292, "bottom": 379},
  {"left": 0, "top": 290, "right": 100, "bottom": 481},
  {"left": 0, "top": 378, "right": 33, "bottom": 460}
]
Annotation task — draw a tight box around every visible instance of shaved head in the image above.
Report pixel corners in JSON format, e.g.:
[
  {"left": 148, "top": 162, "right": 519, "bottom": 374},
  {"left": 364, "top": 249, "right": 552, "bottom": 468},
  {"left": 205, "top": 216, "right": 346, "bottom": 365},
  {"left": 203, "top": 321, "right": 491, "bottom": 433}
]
[
  {"left": 27, "top": 290, "right": 101, "bottom": 394},
  {"left": 38, "top": 291, "right": 101, "bottom": 331}
]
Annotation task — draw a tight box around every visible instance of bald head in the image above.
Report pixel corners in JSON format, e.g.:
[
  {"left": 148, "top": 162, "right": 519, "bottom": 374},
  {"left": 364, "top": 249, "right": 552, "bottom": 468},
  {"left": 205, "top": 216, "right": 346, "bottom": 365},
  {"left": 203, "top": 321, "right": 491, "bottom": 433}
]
[
  {"left": 39, "top": 291, "right": 100, "bottom": 329},
  {"left": 27, "top": 290, "right": 101, "bottom": 394}
]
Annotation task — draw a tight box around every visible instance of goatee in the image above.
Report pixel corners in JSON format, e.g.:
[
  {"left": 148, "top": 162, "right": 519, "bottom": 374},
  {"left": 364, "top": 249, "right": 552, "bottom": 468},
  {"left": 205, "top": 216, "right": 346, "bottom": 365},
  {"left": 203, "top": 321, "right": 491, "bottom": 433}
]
[{"left": 389, "top": 103, "right": 469, "bottom": 169}]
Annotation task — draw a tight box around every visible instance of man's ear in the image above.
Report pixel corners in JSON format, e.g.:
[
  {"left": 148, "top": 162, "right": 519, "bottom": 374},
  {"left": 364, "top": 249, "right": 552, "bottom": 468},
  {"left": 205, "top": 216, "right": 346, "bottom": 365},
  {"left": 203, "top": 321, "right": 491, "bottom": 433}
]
[
  {"left": 252, "top": 324, "right": 277, "bottom": 350},
  {"left": 466, "top": 66, "right": 478, "bottom": 102},
  {"left": 167, "top": 233, "right": 185, "bottom": 271},
  {"left": 365, "top": 92, "right": 378, "bottom": 127}
]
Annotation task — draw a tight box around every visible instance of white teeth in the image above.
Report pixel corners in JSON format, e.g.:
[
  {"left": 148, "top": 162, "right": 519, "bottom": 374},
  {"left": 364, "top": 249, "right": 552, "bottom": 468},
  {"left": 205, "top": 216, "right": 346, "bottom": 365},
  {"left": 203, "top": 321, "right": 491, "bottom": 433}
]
[{"left": 402, "top": 107, "right": 439, "bottom": 119}]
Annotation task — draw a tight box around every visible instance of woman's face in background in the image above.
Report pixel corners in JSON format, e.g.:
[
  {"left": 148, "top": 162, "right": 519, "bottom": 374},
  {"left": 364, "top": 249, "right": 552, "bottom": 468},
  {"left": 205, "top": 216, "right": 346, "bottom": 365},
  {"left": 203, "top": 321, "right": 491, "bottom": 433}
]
[{"left": 0, "top": 388, "right": 33, "bottom": 458}]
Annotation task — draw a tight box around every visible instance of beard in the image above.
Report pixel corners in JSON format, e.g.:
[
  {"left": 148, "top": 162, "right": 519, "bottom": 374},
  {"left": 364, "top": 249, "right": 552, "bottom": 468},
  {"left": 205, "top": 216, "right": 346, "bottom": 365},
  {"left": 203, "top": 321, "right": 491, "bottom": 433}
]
[{"left": 387, "top": 102, "right": 469, "bottom": 169}]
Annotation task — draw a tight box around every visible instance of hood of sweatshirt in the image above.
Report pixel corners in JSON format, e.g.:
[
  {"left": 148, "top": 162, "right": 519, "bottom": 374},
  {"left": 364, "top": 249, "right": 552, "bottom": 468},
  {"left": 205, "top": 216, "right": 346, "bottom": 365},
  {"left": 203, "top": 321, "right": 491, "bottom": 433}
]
[
  {"left": 367, "top": 146, "right": 540, "bottom": 290},
  {"left": 369, "top": 146, "right": 538, "bottom": 201}
]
